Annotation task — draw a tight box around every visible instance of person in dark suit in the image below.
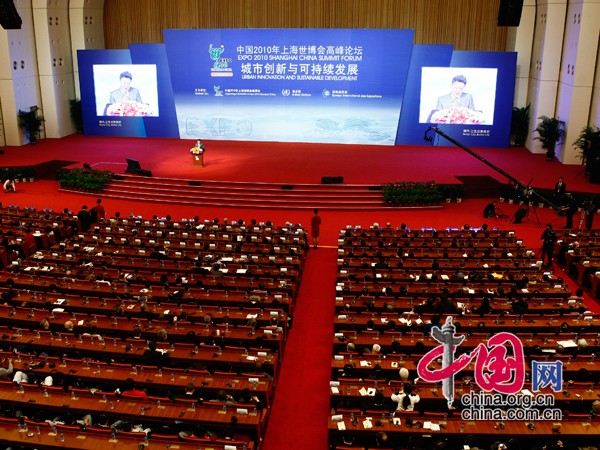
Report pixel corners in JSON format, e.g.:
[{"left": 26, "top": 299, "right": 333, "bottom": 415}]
[
  {"left": 77, "top": 205, "right": 91, "bottom": 232},
  {"left": 436, "top": 74, "right": 475, "bottom": 110},
  {"left": 143, "top": 340, "right": 169, "bottom": 368},
  {"left": 483, "top": 200, "right": 498, "bottom": 218},
  {"left": 540, "top": 224, "right": 557, "bottom": 267},
  {"left": 563, "top": 194, "right": 579, "bottom": 229},
  {"left": 583, "top": 199, "right": 597, "bottom": 229},
  {"left": 435, "top": 296, "right": 460, "bottom": 315},
  {"left": 472, "top": 297, "right": 493, "bottom": 317},
  {"left": 109, "top": 71, "right": 142, "bottom": 104},
  {"left": 554, "top": 176, "right": 567, "bottom": 205}
]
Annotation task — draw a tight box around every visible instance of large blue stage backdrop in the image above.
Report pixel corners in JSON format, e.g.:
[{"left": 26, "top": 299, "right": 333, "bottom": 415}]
[
  {"left": 163, "top": 28, "right": 414, "bottom": 145},
  {"left": 78, "top": 29, "right": 516, "bottom": 148}
]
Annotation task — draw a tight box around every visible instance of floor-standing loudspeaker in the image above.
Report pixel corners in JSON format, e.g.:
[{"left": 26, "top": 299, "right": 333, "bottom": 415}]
[
  {"left": 590, "top": 158, "right": 600, "bottom": 184},
  {"left": 0, "top": 0, "right": 22, "bottom": 29},
  {"left": 321, "top": 176, "right": 344, "bottom": 184},
  {"left": 497, "top": 0, "right": 524, "bottom": 26}
]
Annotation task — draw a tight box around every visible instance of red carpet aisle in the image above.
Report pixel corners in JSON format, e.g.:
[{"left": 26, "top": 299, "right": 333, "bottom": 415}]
[{"left": 262, "top": 248, "right": 338, "bottom": 450}]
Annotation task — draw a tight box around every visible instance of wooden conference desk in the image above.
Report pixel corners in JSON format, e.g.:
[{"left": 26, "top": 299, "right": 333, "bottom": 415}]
[
  {"left": 328, "top": 414, "right": 600, "bottom": 445},
  {"left": 0, "top": 382, "right": 266, "bottom": 441},
  {"left": 0, "top": 417, "right": 255, "bottom": 449},
  {"left": 3, "top": 328, "right": 279, "bottom": 375}
]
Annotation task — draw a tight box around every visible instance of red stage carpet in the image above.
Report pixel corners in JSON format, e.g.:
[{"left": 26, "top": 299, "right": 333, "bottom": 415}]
[{"left": 3, "top": 134, "right": 599, "bottom": 192}]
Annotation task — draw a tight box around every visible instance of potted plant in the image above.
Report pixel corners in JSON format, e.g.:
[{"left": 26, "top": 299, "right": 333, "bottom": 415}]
[
  {"left": 573, "top": 126, "right": 600, "bottom": 176},
  {"left": 17, "top": 109, "right": 44, "bottom": 144},
  {"left": 510, "top": 103, "right": 530, "bottom": 146},
  {"left": 533, "top": 115, "right": 565, "bottom": 161},
  {"left": 69, "top": 98, "right": 84, "bottom": 133}
]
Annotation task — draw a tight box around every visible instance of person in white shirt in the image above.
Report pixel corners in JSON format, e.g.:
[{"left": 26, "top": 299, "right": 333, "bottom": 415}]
[
  {"left": 3, "top": 178, "right": 15, "bottom": 192},
  {"left": 391, "top": 383, "right": 420, "bottom": 411}
]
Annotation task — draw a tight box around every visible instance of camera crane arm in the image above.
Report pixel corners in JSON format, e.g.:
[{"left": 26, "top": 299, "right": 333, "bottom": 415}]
[{"left": 424, "top": 127, "right": 560, "bottom": 211}]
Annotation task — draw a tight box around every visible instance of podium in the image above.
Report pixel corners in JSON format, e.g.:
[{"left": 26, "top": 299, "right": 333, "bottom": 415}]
[{"left": 192, "top": 154, "right": 204, "bottom": 166}]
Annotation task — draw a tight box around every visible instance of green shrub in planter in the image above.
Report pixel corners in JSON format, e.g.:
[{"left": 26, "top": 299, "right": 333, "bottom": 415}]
[
  {"left": 0, "top": 166, "right": 36, "bottom": 182},
  {"left": 57, "top": 167, "right": 113, "bottom": 192},
  {"left": 382, "top": 181, "right": 442, "bottom": 206}
]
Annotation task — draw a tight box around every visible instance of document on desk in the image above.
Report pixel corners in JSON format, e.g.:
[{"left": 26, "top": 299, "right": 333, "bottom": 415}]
[
  {"left": 337, "top": 421, "right": 346, "bottom": 431},
  {"left": 363, "top": 418, "right": 373, "bottom": 429},
  {"left": 556, "top": 340, "right": 577, "bottom": 348}
]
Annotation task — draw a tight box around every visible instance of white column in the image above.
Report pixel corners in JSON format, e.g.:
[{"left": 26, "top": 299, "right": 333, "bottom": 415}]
[
  {"left": 0, "top": 0, "right": 41, "bottom": 146},
  {"left": 527, "top": 0, "right": 568, "bottom": 154},
  {"left": 33, "top": 0, "right": 76, "bottom": 139},
  {"left": 506, "top": 0, "right": 536, "bottom": 109},
  {"left": 556, "top": 0, "right": 600, "bottom": 164},
  {"left": 69, "top": 0, "right": 105, "bottom": 98}
]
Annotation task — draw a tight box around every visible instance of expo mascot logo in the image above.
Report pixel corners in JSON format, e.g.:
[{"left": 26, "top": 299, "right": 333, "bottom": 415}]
[
  {"left": 417, "top": 317, "right": 563, "bottom": 421},
  {"left": 209, "top": 44, "right": 233, "bottom": 77}
]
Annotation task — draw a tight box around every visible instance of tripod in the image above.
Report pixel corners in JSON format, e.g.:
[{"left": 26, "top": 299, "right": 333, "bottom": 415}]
[{"left": 511, "top": 200, "right": 541, "bottom": 226}]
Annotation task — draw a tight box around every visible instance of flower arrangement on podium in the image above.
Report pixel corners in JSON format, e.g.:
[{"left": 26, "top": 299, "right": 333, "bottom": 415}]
[
  {"left": 430, "top": 107, "right": 484, "bottom": 125},
  {"left": 106, "top": 101, "right": 153, "bottom": 117},
  {"left": 190, "top": 143, "right": 205, "bottom": 166}
]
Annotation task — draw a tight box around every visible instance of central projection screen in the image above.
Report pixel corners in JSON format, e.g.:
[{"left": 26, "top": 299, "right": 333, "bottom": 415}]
[{"left": 163, "top": 28, "right": 414, "bottom": 145}]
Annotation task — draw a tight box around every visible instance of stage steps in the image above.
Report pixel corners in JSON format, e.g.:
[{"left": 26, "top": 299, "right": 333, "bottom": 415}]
[{"left": 59, "top": 175, "right": 442, "bottom": 210}]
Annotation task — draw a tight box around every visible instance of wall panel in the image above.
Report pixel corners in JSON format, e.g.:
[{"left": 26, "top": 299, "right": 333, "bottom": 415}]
[{"left": 103, "top": 0, "right": 507, "bottom": 51}]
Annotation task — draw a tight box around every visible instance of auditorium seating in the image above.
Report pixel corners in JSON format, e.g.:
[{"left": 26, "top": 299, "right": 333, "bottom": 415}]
[
  {"left": 0, "top": 206, "right": 307, "bottom": 449},
  {"left": 328, "top": 224, "right": 600, "bottom": 449}
]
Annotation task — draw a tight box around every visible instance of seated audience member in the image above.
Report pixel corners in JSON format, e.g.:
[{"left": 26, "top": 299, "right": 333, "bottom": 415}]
[
  {"left": 119, "top": 378, "right": 148, "bottom": 401},
  {"left": 565, "top": 288, "right": 587, "bottom": 313},
  {"left": 156, "top": 328, "right": 168, "bottom": 341},
  {"left": 374, "top": 431, "right": 388, "bottom": 447},
  {"left": 208, "top": 389, "right": 235, "bottom": 407},
  {"left": 414, "top": 297, "right": 436, "bottom": 316},
  {"left": 436, "top": 296, "right": 460, "bottom": 315},
  {"left": 389, "top": 367, "right": 412, "bottom": 384},
  {"left": 471, "top": 297, "right": 493, "bottom": 317},
  {"left": 421, "top": 315, "right": 441, "bottom": 336},
  {"left": 3, "top": 178, "right": 16, "bottom": 192},
  {"left": 180, "top": 382, "right": 203, "bottom": 403},
  {"left": 391, "top": 383, "right": 420, "bottom": 411},
  {"left": 143, "top": 340, "right": 169, "bottom": 367},
  {"left": 23, "top": 228, "right": 37, "bottom": 254},
  {"left": 510, "top": 297, "right": 529, "bottom": 315}
]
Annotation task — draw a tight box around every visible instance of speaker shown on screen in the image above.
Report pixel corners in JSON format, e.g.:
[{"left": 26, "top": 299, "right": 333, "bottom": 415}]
[
  {"left": 498, "top": 0, "right": 524, "bottom": 26},
  {"left": 321, "top": 176, "right": 344, "bottom": 184},
  {"left": 0, "top": 0, "right": 22, "bottom": 29}
]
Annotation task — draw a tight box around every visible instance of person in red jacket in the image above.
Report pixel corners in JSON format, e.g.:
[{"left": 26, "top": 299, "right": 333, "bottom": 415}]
[{"left": 310, "top": 209, "right": 321, "bottom": 249}]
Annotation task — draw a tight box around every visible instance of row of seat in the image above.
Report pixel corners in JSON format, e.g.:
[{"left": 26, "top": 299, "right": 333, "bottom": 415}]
[{"left": 0, "top": 207, "right": 309, "bottom": 449}]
